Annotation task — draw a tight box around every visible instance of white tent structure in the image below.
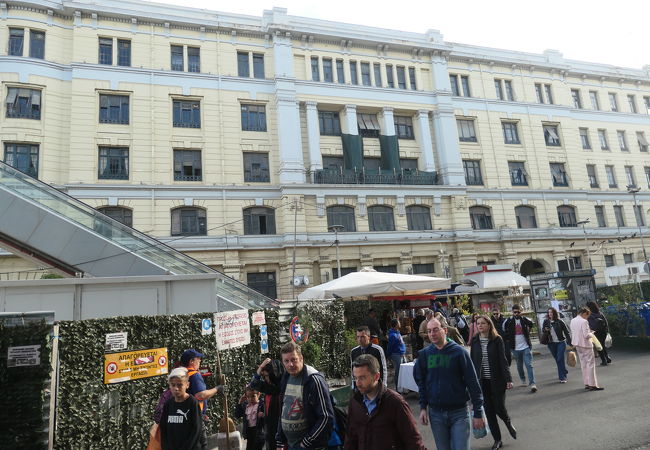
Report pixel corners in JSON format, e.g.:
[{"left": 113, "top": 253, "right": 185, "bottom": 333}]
[
  {"left": 454, "top": 264, "right": 529, "bottom": 294},
  {"left": 298, "top": 267, "right": 451, "bottom": 300}
]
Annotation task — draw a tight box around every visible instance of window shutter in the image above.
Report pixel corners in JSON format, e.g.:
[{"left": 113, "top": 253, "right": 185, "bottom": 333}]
[
  {"left": 6, "top": 88, "right": 18, "bottom": 105},
  {"left": 546, "top": 127, "right": 559, "bottom": 140},
  {"left": 100, "top": 95, "right": 109, "bottom": 108},
  {"left": 171, "top": 210, "right": 181, "bottom": 235}
]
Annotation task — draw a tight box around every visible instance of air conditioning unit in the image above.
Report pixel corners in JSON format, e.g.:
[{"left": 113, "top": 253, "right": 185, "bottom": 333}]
[{"left": 628, "top": 266, "right": 639, "bottom": 275}]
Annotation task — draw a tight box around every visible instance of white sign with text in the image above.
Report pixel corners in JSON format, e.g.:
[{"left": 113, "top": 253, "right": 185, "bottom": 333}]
[{"left": 214, "top": 310, "right": 251, "bottom": 350}]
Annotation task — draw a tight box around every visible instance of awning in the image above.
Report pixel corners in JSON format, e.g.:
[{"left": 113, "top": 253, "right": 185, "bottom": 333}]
[{"left": 454, "top": 264, "right": 529, "bottom": 294}]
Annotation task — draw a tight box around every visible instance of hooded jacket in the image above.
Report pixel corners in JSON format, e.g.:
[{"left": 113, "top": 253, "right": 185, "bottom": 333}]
[
  {"left": 387, "top": 328, "right": 406, "bottom": 356},
  {"left": 413, "top": 340, "right": 484, "bottom": 418}
]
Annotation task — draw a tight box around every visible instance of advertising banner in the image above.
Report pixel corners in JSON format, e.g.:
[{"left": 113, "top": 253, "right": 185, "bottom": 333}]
[
  {"left": 214, "top": 309, "right": 251, "bottom": 350},
  {"left": 104, "top": 347, "right": 168, "bottom": 384}
]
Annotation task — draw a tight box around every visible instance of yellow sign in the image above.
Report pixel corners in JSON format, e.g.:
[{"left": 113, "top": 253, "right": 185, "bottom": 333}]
[
  {"left": 553, "top": 289, "right": 568, "bottom": 300},
  {"left": 104, "top": 347, "right": 168, "bottom": 384}
]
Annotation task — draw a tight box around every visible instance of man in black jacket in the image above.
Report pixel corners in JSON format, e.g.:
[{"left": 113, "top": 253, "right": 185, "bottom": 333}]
[
  {"left": 276, "top": 341, "right": 334, "bottom": 450},
  {"left": 350, "top": 326, "right": 387, "bottom": 390},
  {"left": 490, "top": 308, "right": 511, "bottom": 365},
  {"left": 503, "top": 305, "right": 537, "bottom": 392}
]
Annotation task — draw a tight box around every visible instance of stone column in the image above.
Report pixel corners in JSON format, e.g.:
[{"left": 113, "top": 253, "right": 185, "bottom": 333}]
[
  {"left": 379, "top": 107, "right": 395, "bottom": 136},
  {"left": 416, "top": 110, "right": 436, "bottom": 172},
  {"left": 433, "top": 105, "right": 464, "bottom": 185},
  {"left": 305, "top": 101, "right": 322, "bottom": 172},
  {"left": 341, "top": 104, "right": 358, "bottom": 135}
]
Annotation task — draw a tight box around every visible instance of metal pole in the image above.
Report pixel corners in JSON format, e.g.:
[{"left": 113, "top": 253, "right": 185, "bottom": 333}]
[
  {"left": 291, "top": 199, "right": 298, "bottom": 299},
  {"left": 328, "top": 225, "right": 344, "bottom": 278},
  {"left": 582, "top": 222, "right": 593, "bottom": 269},
  {"left": 632, "top": 190, "right": 648, "bottom": 261}
]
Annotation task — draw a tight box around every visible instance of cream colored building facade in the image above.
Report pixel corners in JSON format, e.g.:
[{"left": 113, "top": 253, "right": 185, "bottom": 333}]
[{"left": 2, "top": 0, "right": 650, "bottom": 299}]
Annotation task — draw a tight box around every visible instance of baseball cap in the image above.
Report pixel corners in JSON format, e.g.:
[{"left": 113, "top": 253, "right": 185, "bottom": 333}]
[
  {"left": 180, "top": 349, "right": 204, "bottom": 365},
  {"left": 168, "top": 367, "right": 188, "bottom": 380}
]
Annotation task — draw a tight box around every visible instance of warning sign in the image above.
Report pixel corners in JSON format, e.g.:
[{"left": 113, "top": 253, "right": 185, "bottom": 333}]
[
  {"left": 214, "top": 309, "right": 251, "bottom": 350},
  {"left": 8, "top": 345, "right": 41, "bottom": 367},
  {"left": 103, "top": 347, "right": 168, "bottom": 384}
]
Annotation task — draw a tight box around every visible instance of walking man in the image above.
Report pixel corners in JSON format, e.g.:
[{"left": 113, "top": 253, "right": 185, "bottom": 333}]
[
  {"left": 276, "top": 341, "right": 335, "bottom": 450},
  {"left": 386, "top": 319, "right": 406, "bottom": 390},
  {"left": 570, "top": 307, "right": 604, "bottom": 391},
  {"left": 414, "top": 318, "right": 485, "bottom": 450},
  {"left": 490, "top": 308, "right": 510, "bottom": 365},
  {"left": 351, "top": 326, "right": 387, "bottom": 389},
  {"left": 503, "top": 305, "right": 537, "bottom": 392},
  {"left": 345, "top": 354, "right": 425, "bottom": 450},
  {"left": 418, "top": 309, "right": 434, "bottom": 345}
]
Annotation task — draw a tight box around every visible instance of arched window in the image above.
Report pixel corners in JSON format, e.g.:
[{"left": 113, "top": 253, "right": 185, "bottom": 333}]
[
  {"left": 515, "top": 206, "right": 537, "bottom": 229},
  {"left": 171, "top": 207, "right": 207, "bottom": 236},
  {"left": 368, "top": 205, "right": 395, "bottom": 231},
  {"left": 326, "top": 205, "right": 356, "bottom": 232},
  {"left": 406, "top": 205, "right": 432, "bottom": 231},
  {"left": 243, "top": 207, "right": 276, "bottom": 235},
  {"left": 98, "top": 206, "right": 133, "bottom": 227},
  {"left": 469, "top": 206, "right": 493, "bottom": 230},
  {"left": 557, "top": 205, "right": 577, "bottom": 227}
]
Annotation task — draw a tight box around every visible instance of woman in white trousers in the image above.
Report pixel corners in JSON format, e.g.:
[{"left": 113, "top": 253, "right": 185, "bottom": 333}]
[{"left": 570, "top": 306, "right": 604, "bottom": 391}]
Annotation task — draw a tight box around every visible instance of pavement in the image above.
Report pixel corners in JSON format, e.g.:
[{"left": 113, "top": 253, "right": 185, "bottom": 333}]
[{"left": 402, "top": 340, "right": 650, "bottom": 450}]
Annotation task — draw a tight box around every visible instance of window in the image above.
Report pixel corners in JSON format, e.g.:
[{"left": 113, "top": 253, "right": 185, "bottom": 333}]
[
  {"left": 350, "top": 61, "right": 358, "bottom": 85},
  {"left": 187, "top": 47, "right": 200, "bottom": 73},
  {"left": 624, "top": 253, "right": 634, "bottom": 264},
  {"left": 4, "top": 143, "right": 38, "bottom": 178},
  {"left": 515, "top": 206, "right": 537, "bottom": 228},
  {"left": 543, "top": 124, "right": 561, "bottom": 146},
  {"left": 628, "top": 95, "right": 637, "bottom": 113},
  {"left": 98, "top": 146, "right": 128, "bottom": 180},
  {"left": 625, "top": 166, "right": 636, "bottom": 188},
  {"left": 247, "top": 272, "right": 277, "bottom": 299},
  {"left": 386, "top": 64, "right": 394, "bottom": 88},
  {"left": 173, "top": 100, "right": 200, "bottom": 128},
  {"left": 322, "top": 156, "right": 343, "bottom": 170},
  {"left": 99, "top": 206, "right": 133, "bottom": 227},
  {"left": 535, "top": 83, "right": 552, "bottom": 103},
  {"left": 544, "top": 84, "right": 554, "bottom": 104},
  {"left": 318, "top": 111, "right": 341, "bottom": 136},
  {"left": 173, "top": 149, "right": 202, "bottom": 181},
  {"left": 9, "top": 28, "right": 24, "bottom": 56},
  {"left": 595, "top": 205, "right": 607, "bottom": 227},
  {"left": 412, "top": 263, "right": 434, "bottom": 274},
  {"left": 336, "top": 59, "right": 345, "bottom": 84},
  {"left": 609, "top": 93, "right": 618, "bottom": 112},
  {"left": 357, "top": 113, "right": 380, "bottom": 138},
  {"left": 243, "top": 152, "right": 270, "bottom": 182},
  {"left": 571, "top": 89, "right": 582, "bottom": 109},
  {"left": 508, "top": 161, "right": 527, "bottom": 186},
  {"left": 469, "top": 206, "right": 493, "bottom": 230},
  {"left": 394, "top": 116, "right": 414, "bottom": 139},
  {"left": 557, "top": 205, "right": 577, "bottom": 227},
  {"left": 457, "top": 119, "right": 477, "bottom": 142},
  {"left": 368, "top": 206, "right": 395, "bottom": 231},
  {"left": 550, "top": 163, "right": 568, "bottom": 187},
  {"left": 99, "top": 94, "right": 129, "bottom": 124},
  {"left": 634, "top": 205, "right": 645, "bottom": 227},
  {"left": 237, "top": 52, "right": 250, "bottom": 77},
  {"left": 243, "top": 207, "right": 276, "bottom": 235},
  {"left": 450, "top": 74, "right": 470, "bottom": 96},
  {"left": 396, "top": 66, "right": 407, "bottom": 89},
  {"left": 375, "top": 265, "right": 397, "bottom": 273},
  {"left": 400, "top": 158, "right": 418, "bottom": 171},
  {"left": 502, "top": 122, "right": 520, "bottom": 144},
  {"left": 535, "top": 83, "right": 543, "bottom": 103},
  {"left": 241, "top": 104, "right": 266, "bottom": 132},
  {"left": 494, "top": 79, "right": 504, "bottom": 100},
  {"left": 579, "top": 128, "right": 591, "bottom": 149},
  {"left": 586, "top": 164, "right": 599, "bottom": 188},
  {"left": 252, "top": 53, "right": 264, "bottom": 79},
  {"left": 637, "top": 132, "right": 648, "bottom": 152},
  {"left": 409, "top": 67, "right": 417, "bottom": 90},
  {"left": 333, "top": 267, "right": 356, "bottom": 279},
  {"left": 617, "top": 130, "right": 628, "bottom": 151},
  {"left": 614, "top": 205, "right": 625, "bottom": 227},
  {"left": 406, "top": 205, "right": 432, "bottom": 231},
  {"left": 322, "top": 58, "right": 333, "bottom": 82},
  {"left": 171, "top": 207, "right": 206, "bottom": 236},
  {"left": 598, "top": 129, "right": 609, "bottom": 150},
  {"left": 646, "top": 167, "right": 650, "bottom": 188},
  {"left": 373, "top": 63, "right": 382, "bottom": 87},
  {"left": 558, "top": 257, "right": 582, "bottom": 271},
  {"left": 604, "top": 255, "right": 615, "bottom": 267},
  {"left": 645, "top": 96, "right": 650, "bottom": 114},
  {"left": 117, "top": 39, "right": 131, "bottom": 66},
  {"left": 361, "top": 62, "right": 371, "bottom": 86},
  {"left": 29, "top": 30, "right": 45, "bottom": 59},
  {"left": 311, "top": 57, "right": 320, "bottom": 81},
  {"left": 326, "top": 205, "right": 356, "bottom": 232},
  {"left": 98, "top": 37, "right": 112, "bottom": 64},
  {"left": 463, "top": 160, "right": 483, "bottom": 185},
  {"left": 504, "top": 80, "right": 514, "bottom": 101},
  {"left": 170, "top": 45, "right": 183, "bottom": 71},
  {"left": 589, "top": 91, "right": 600, "bottom": 110},
  {"left": 6, "top": 87, "right": 41, "bottom": 120},
  {"left": 605, "top": 165, "right": 617, "bottom": 188},
  {"left": 494, "top": 79, "right": 514, "bottom": 101}
]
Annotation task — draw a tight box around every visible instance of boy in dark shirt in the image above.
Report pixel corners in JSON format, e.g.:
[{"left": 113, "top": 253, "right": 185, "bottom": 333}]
[{"left": 160, "top": 367, "right": 205, "bottom": 450}]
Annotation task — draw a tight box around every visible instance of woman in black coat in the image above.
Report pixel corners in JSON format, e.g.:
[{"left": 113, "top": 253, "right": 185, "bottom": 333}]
[
  {"left": 542, "top": 307, "right": 571, "bottom": 382},
  {"left": 470, "top": 315, "right": 517, "bottom": 450},
  {"left": 586, "top": 301, "right": 611, "bottom": 366}
]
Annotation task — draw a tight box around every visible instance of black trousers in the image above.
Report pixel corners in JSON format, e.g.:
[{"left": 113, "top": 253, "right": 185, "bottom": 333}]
[
  {"left": 595, "top": 331, "right": 610, "bottom": 364},
  {"left": 481, "top": 378, "right": 511, "bottom": 442}
]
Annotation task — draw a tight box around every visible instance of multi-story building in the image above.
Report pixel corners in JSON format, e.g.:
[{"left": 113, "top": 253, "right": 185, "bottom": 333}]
[{"left": 2, "top": 0, "right": 650, "bottom": 298}]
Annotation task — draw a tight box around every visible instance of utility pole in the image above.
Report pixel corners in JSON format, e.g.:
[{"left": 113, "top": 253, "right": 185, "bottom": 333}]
[
  {"left": 628, "top": 186, "right": 647, "bottom": 300},
  {"left": 576, "top": 219, "right": 593, "bottom": 269},
  {"left": 328, "top": 225, "right": 345, "bottom": 278},
  {"left": 291, "top": 198, "right": 298, "bottom": 300}
]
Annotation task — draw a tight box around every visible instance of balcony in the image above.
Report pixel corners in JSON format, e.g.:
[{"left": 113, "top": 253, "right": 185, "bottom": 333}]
[{"left": 311, "top": 168, "right": 438, "bottom": 185}]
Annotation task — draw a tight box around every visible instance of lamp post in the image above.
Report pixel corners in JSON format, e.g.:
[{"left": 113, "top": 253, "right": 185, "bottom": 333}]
[
  {"left": 328, "top": 225, "right": 345, "bottom": 278},
  {"left": 627, "top": 186, "right": 648, "bottom": 263},
  {"left": 576, "top": 219, "right": 593, "bottom": 269}
]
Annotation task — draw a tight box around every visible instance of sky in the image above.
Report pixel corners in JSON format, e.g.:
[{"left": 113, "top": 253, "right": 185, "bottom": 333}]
[{"left": 147, "top": 0, "right": 649, "bottom": 70}]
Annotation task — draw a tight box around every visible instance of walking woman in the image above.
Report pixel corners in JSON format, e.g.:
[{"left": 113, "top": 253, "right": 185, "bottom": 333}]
[
  {"left": 570, "top": 307, "right": 604, "bottom": 391},
  {"left": 470, "top": 315, "right": 517, "bottom": 450},
  {"left": 542, "top": 307, "right": 571, "bottom": 383},
  {"left": 586, "top": 301, "right": 611, "bottom": 366}
]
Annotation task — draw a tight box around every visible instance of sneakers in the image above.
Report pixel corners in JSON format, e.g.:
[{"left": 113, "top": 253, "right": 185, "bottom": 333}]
[
  {"left": 559, "top": 379, "right": 568, "bottom": 383},
  {"left": 530, "top": 384, "right": 538, "bottom": 393}
]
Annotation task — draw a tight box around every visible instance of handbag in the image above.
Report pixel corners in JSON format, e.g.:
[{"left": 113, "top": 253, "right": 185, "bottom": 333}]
[
  {"left": 539, "top": 329, "right": 550, "bottom": 345},
  {"left": 605, "top": 333, "right": 613, "bottom": 348},
  {"left": 566, "top": 350, "right": 577, "bottom": 367},
  {"left": 590, "top": 334, "right": 603, "bottom": 352}
]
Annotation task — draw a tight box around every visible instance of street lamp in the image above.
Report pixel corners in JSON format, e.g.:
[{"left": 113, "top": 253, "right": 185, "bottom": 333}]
[
  {"left": 328, "top": 225, "right": 345, "bottom": 278},
  {"left": 576, "top": 219, "right": 593, "bottom": 269},
  {"left": 627, "top": 185, "right": 648, "bottom": 263}
]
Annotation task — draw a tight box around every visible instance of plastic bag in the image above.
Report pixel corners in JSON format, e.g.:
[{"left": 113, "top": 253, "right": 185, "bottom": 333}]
[
  {"left": 472, "top": 407, "right": 490, "bottom": 439},
  {"left": 590, "top": 334, "right": 603, "bottom": 352},
  {"left": 567, "top": 350, "right": 576, "bottom": 367},
  {"left": 605, "top": 333, "right": 613, "bottom": 348}
]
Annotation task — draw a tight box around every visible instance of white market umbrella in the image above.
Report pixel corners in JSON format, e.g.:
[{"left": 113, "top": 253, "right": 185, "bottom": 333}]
[{"left": 298, "top": 267, "right": 451, "bottom": 300}]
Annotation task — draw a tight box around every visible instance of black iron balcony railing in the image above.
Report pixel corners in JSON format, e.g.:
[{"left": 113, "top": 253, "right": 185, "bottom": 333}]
[{"left": 311, "top": 168, "right": 438, "bottom": 185}]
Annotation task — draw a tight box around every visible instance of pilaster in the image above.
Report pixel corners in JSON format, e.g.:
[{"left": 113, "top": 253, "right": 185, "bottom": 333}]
[
  {"left": 341, "top": 104, "right": 358, "bottom": 135},
  {"left": 416, "top": 110, "right": 436, "bottom": 172},
  {"left": 432, "top": 104, "right": 465, "bottom": 185},
  {"left": 305, "top": 101, "right": 322, "bottom": 172}
]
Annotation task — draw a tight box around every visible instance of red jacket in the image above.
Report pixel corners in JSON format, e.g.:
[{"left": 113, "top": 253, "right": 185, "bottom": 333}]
[{"left": 345, "top": 384, "right": 426, "bottom": 450}]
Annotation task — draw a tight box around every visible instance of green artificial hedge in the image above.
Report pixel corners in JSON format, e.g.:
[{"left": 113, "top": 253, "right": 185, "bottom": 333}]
[{"left": 0, "top": 319, "right": 52, "bottom": 450}]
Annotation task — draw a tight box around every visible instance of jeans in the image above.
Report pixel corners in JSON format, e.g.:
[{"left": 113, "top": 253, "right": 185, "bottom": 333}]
[
  {"left": 428, "top": 406, "right": 471, "bottom": 450},
  {"left": 547, "top": 341, "right": 568, "bottom": 380},
  {"left": 390, "top": 353, "right": 405, "bottom": 390},
  {"left": 512, "top": 347, "right": 535, "bottom": 385}
]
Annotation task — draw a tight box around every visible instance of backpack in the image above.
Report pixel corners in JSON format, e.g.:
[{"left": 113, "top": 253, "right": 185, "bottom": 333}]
[{"left": 333, "top": 404, "right": 348, "bottom": 444}]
